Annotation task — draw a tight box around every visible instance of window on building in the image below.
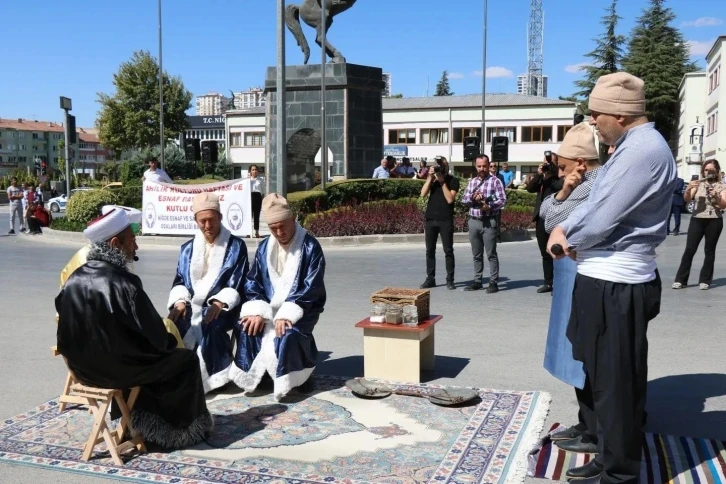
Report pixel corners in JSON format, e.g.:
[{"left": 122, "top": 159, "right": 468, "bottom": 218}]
[
  {"left": 453, "top": 128, "right": 482, "bottom": 144},
  {"left": 557, "top": 125, "right": 573, "bottom": 141},
  {"left": 388, "top": 129, "right": 416, "bottom": 144},
  {"left": 9, "top": 157, "right": 16, "bottom": 162},
  {"left": 520, "top": 165, "right": 539, "bottom": 175},
  {"left": 420, "top": 128, "right": 449, "bottom": 144},
  {"left": 18, "top": 132, "right": 26, "bottom": 138},
  {"left": 486, "top": 127, "right": 517, "bottom": 143},
  {"left": 53, "top": 157, "right": 59, "bottom": 164},
  {"left": 79, "top": 143, "right": 91, "bottom": 149},
  {"left": 230, "top": 132, "right": 243, "bottom": 147},
  {"left": 32, "top": 133, "right": 39, "bottom": 139},
  {"left": 521, "top": 126, "right": 553, "bottom": 142},
  {"left": 245, "top": 132, "right": 266, "bottom": 146},
  {"left": 18, "top": 144, "right": 26, "bottom": 151}
]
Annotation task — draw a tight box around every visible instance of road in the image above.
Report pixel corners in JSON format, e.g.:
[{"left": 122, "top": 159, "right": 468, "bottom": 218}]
[{"left": 1, "top": 210, "right": 725, "bottom": 483}]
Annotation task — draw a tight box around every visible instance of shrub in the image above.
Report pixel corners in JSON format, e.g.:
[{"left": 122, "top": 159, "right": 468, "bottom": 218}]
[
  {"left": 317, "top": 179, "right": 424, "bottom": 208},
  {"left": 116, "top": 186, "right": 143, "bottom": 209},
  {"left": 304, "top": 199, "right": 423, "bottom": 237},
  {"left": 66, "top": 189, "right": 119, "bottom": 224},
  {"left": 288, "top": 191, "right": 327, "bottom": 221},
  {"left": 506, "top": 189, "right": 536, "bottom": 207},
  {"left": 50, "top": 217, "right": 86, "bottom": 232}
]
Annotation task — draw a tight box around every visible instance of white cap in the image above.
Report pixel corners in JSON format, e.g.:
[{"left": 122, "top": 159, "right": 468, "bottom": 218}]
[
  {"left": 83, "top": 208, "right": 130, "bottom": 244},
  {"left": 102, "top": 205, "right": 142, "bottom": 225}
]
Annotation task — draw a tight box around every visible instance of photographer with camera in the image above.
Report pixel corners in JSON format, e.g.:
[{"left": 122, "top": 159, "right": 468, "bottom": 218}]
[
  {"left": 527, "top": 151, "right": 563, "bottom": 293},
  {"left": 461, "top": 155, "right": 507, "bottom": 293},
  {"left": 420, "top": 156, "right": 460, "bottom": 290},
  {"left": 673, "top": 159, "right": 726, "bottom": 291}
]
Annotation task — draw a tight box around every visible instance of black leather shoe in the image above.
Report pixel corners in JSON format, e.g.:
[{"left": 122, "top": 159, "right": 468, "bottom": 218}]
[
  {"left": 568, "top": 475, "right": 601, "bottom": 484},
  {"left": 464, "top": 282, "right": 483, "bottom": 291},
  {"left": 486, "top": 283, "right": 499, "bottom": 294},
  {"left": 420, "top": 279, "right": 436, "bottom": 289},
  {"left": 551, "top": 422, "right": 587, "bottom": 441},
  {"left": 565, "top": 458, "right": 603, "bottom": 480},
  {"left": 297, "top": 377, "right": 315, "bottom": 394},
  {"left": 446, "top": 282, "right": 456, "bottom": 290},
  {"left": 537, "top": 284, "right": 553, "bottom": 293},
  {"left": 555, "top": 435, "right": 598, "bottom": 454}
]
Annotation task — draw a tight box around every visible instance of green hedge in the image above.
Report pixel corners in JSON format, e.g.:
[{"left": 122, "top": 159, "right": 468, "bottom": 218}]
[
  {"left": 116, "top": 187, "right": 142, "bottom": 209},
  {"left": 66, "top": 189, "right": 119, "bottom": 224},
  {"left": 50, "top": 217, "right": 87, "bottom": 232}
]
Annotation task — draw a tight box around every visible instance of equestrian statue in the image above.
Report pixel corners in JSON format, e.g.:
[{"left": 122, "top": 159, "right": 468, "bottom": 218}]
[{"left": 285, "top": 0, "right": 357, "bottom": 65}]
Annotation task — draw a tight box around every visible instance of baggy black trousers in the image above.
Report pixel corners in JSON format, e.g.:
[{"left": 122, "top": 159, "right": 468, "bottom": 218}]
[{"left": 567, "top": 272, "right": 661, "bottom": 483}]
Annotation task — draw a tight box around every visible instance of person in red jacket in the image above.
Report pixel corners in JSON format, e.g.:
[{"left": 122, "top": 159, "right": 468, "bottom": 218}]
[{"left": 27, "top": 200, "right": 51, "bottom": 235}]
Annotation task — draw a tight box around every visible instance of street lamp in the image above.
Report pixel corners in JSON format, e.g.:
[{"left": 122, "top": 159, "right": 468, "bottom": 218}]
[
  {"left": 480, "top": 0, "right": 488, "bottom": 152},
  {"left": 158, "top": 0, "right": 165, "bottom": 170},
  {"left": 59, "top": 96, "right": 73, "bottom": 196}
]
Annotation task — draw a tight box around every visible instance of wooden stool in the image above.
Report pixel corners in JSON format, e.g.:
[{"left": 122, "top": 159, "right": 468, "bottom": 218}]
[
  {"left": 51, "top": 346, "right": 146, "bottom": 465},
  {"left": 51, "top": 346, "right": 86, "bottom": 412}
]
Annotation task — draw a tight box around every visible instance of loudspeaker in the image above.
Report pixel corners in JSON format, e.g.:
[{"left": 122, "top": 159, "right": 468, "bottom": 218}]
[
  {"left": 463, "top": 136, "right": 480, "bottom": 161},
  {"left": 491, "top": 136, "right": 509, "bottom": 162},
  {"left": 185, "top": 138, "right": 201, "bottom": 161},
  {"left": 201, "top": 141, "right": 218, "bottom": 164}
]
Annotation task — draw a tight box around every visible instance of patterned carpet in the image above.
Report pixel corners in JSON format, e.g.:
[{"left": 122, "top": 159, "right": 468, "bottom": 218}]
[
  {"left": 0, "top": 376, "right": 550, "bottom": 484},
  {"left": 527, "top": 424, "right": 726, "bottom": 482}
]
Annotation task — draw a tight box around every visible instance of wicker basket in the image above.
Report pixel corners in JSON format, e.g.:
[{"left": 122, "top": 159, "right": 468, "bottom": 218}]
[{"left": 370, "top": 287, "right": 430, "bottom": 322}]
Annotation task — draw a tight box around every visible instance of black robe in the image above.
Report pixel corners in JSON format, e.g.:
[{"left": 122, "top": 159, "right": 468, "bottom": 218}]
[{"left": 56, "top": 258, "right": 213, "bottom": 449}]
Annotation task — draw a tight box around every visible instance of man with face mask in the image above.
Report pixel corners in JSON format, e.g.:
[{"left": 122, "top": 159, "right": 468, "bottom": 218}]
[{"left": 56, "top": 209, "right": 213, "bottom": 449}]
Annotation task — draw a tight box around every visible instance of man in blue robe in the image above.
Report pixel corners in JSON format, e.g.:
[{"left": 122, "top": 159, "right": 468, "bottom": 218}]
[
  {"left": 167, "top": 193, "right": 249, "bottom": 393},
  {"left": 229, "top": 193, "right": 326, "bottom": 401}
]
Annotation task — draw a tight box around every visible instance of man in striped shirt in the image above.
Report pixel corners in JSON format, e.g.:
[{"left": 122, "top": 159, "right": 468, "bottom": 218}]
[
  {"left": 547, "top": 73, "right": 675, "bottom": 484},
  {"left": 461, "top": 155, "right": 507, "bottom": 293}
]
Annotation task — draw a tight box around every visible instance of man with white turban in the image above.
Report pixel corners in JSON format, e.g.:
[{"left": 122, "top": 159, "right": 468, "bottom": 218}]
[{"left": 56, "top": 209, "right": 213, "bottom": 449}]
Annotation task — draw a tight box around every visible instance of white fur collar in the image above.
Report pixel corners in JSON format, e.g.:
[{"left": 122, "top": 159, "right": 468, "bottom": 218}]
[
  {"left": 187, "top": 226, "right": 231, "bottom": 344},
  {"left": 266, "top": 222, "right": 307, "bottom": 310}
]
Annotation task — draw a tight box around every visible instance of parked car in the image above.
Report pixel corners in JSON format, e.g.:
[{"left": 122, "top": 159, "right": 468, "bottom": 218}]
[{"left": 46, "top": 188, "right": 94, "bottom": 213}]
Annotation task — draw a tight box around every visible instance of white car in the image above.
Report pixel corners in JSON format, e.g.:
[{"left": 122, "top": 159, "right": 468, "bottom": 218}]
[{"left": 46, "top": 188, "right": 94, "bottom": 213}]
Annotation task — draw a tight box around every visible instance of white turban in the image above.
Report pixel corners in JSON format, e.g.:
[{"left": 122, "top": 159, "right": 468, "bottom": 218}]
[
  {"left": 84, "top": 208, "right": 131, "bottom": 244},
  {"left": 102, "top": 205, "right": 142, "bottom": 225}
]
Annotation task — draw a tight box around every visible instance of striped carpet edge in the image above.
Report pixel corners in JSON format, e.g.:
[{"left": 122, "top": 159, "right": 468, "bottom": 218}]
[{"left": 527, "top": 424, "right": 726, "bottom": 483}]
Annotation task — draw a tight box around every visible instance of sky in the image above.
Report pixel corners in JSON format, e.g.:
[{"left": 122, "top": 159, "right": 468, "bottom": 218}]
[{"left": 1, "top": 0, "right": 724, "bottom": 127}]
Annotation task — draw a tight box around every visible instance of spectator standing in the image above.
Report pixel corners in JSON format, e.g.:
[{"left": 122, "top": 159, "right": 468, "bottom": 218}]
[
  {"left": 372, "top": 158, "right": 390, "bottom": 179},
  {"left": 673, "top": 159, "right": 726, "bottom": 290},
  {"left": 498, "top": 162, "right": 515, "bottom": 189},
  {"left": 527, "top": 155, "right": 563, "bottom": 293},
  {"left": 420, "top": 156, "right": 459, "bottom": 290},
  {"left": 461, "top": 155, "right": 506, "bottom": 293},
  {"left": 142, "top": 157, "right": 173, "bottom": 183},
  {"left": 248, "top": 164, "right": 265, "bottom": 238},
  {"left": 668, "top": 176, "right": 685, "bottom": 235},
  {"left": 7, "top": 177, "right": 25, "bottom": 234}
]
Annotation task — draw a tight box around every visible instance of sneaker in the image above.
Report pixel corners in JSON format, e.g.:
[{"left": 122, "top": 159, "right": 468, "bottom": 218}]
[
  {"left": 486, "top": 283, "right": 499, "bottom": 294},
  {"left": 446, "top": 282, "right": 456, "bottom": 290},
  {"left": 464, "top": 282, "right": 483, "bottom": 291},
  {"left": 672, "top": 282, "right": 683, "bottom": 289},
  {"left": 700, "top": 283, "right": 710, "bottom": 290},
  {"left": 7, "top": 230, "right": 15, "bottom": 235},
  {"left": 673, "top": 232, "right": 680, "bottom": 236},
  {"left": 420, "top": 279, "right": 436, "bottom": 289}
]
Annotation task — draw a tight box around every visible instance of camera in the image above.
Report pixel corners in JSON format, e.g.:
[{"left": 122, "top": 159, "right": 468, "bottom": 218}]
[
  {"left": 542, "top": 151, "right": 554, "bottom": 173},
  {"left": 433, "top": 165, "right": 442, "bottom": 174},
  {"left": 433, "top": 156, "right": 444, "bottom": 174}
]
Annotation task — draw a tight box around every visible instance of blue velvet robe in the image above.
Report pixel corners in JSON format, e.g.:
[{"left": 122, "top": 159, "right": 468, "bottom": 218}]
[
  {"left": 168, "top": 226, "right": 248, "bottom": 393},
  {"left": 229, "top": 224, "right": 326, "bottom": 401},
  {"left": 543, "top": 257, "right": 586, "bottom": 389}
]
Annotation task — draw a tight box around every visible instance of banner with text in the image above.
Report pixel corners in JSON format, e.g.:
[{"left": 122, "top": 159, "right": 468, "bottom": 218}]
[{"left": 142, "top": 179, "right": 252, "bottom": 236}]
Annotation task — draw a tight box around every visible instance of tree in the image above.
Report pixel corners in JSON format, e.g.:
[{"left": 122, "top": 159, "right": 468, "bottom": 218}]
[
  {"left": 621, "top": 0, "right": 698, "bottom": 144},
  {"left": 389, "top": 93, "right": 404, "bottom": 98},
  {"left": 435, "top": 71, "right": 453, "bottom": 96},
  {"left": 96, "top": 50, "right": 193, "bottom": 155},
  {"left": 572, "top": 0, "right": 626, "bottom": 111}
]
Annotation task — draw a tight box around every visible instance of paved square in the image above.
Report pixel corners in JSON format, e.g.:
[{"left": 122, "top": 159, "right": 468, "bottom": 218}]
[{"left": 1, "top": 214, "right": 724, "bottom": 483}]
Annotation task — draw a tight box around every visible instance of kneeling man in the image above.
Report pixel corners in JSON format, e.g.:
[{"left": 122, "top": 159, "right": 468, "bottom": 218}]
[
  {"left": 56, "top": 209, "right": 212, "bottom": 449},
  {"left": 167, "top": 193, "right": 249, "bottom": 393},
  {"left": 230, "top": 194, "right": 326, "bottom": 400}
]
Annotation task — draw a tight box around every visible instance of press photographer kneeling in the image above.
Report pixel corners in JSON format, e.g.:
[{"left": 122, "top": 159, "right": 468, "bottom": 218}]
[
  {"left": 527, "top": 152, "right": 563, "bottom": 293},
  {"left": 420, "top": 156, "right": 460, "bottom": 290}
]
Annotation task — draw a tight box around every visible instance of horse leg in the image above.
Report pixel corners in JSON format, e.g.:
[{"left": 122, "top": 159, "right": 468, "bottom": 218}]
[{"left": 315, "top": 17, "right": 346, "bottom": 63}]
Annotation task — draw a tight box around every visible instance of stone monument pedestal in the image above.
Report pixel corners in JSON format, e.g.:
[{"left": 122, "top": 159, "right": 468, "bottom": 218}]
[{"left": 265, "top": 63, "right": 384, "bottom": 192}]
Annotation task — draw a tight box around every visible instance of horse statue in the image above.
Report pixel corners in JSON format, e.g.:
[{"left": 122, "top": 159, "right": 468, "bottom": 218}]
[{"left": 285, "top": 0, "right": 357, "bottom": 65}]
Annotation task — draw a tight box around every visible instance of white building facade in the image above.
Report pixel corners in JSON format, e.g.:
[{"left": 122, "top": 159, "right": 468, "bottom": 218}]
[
  {"left": 676, "top": 72, "right": 707, "bottom": 179},
  {"left": 704, "top": 36, "right": 725, "bottom": 164},
  {"left": 195, "top": 93, "right": 229, "bottom": 116},
  {"left": 234, "top": 88, "right": 266, "bottom": 109},
  {"left": 225, "top": 93, "right": 578, "bottom": 180}
]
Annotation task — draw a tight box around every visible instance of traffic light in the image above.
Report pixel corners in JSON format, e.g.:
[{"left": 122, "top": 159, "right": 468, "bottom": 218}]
[{"left": 68, "top": 115, "right": 77, "bottom": 143}]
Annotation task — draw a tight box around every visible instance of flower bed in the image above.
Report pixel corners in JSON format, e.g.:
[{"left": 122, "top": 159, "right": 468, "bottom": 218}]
[{"left": 304, "top": 199, "right": 534, "bottom": 238}]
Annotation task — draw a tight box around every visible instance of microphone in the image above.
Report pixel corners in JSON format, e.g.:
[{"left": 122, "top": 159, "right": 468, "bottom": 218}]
[
  {"left": 551, "top": 244, "right": 564, "bottom": 256},
  {"left": 133, "top": 256, "right": 139, "bottom": 261}
]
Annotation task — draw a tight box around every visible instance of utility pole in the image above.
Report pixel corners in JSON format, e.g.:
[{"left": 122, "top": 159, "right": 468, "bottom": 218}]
[
  {"left": 158, "top": 0, "right": 165, "bottom": 169},
  {"left": 320, "top": 3, "right": 327, "bottom": 189},
  {"left": 481, "top": 0, "right": 488, "bottom": 148},
  {"left": 59, "top": 97, "right": 72, "bottom": 196},
  {"left": 275, "top": 0, "right": 287, "bottom": 195}
]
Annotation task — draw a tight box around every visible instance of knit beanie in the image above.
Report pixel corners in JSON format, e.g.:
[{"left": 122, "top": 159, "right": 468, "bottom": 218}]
[
  {"left": 557, "top": 123, "right": 599, "bottom": 160},
  {"left": 262, "top": 193, "right": 293, "bottom": 224},
  {"left": 588, "top": 72, "right": 646, "bottom": 116}
]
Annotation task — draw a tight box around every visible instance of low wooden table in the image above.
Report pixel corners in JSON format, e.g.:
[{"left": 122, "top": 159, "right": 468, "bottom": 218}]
[{"left": 355, "top": 315, "right": 442, "bottom": 383}]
